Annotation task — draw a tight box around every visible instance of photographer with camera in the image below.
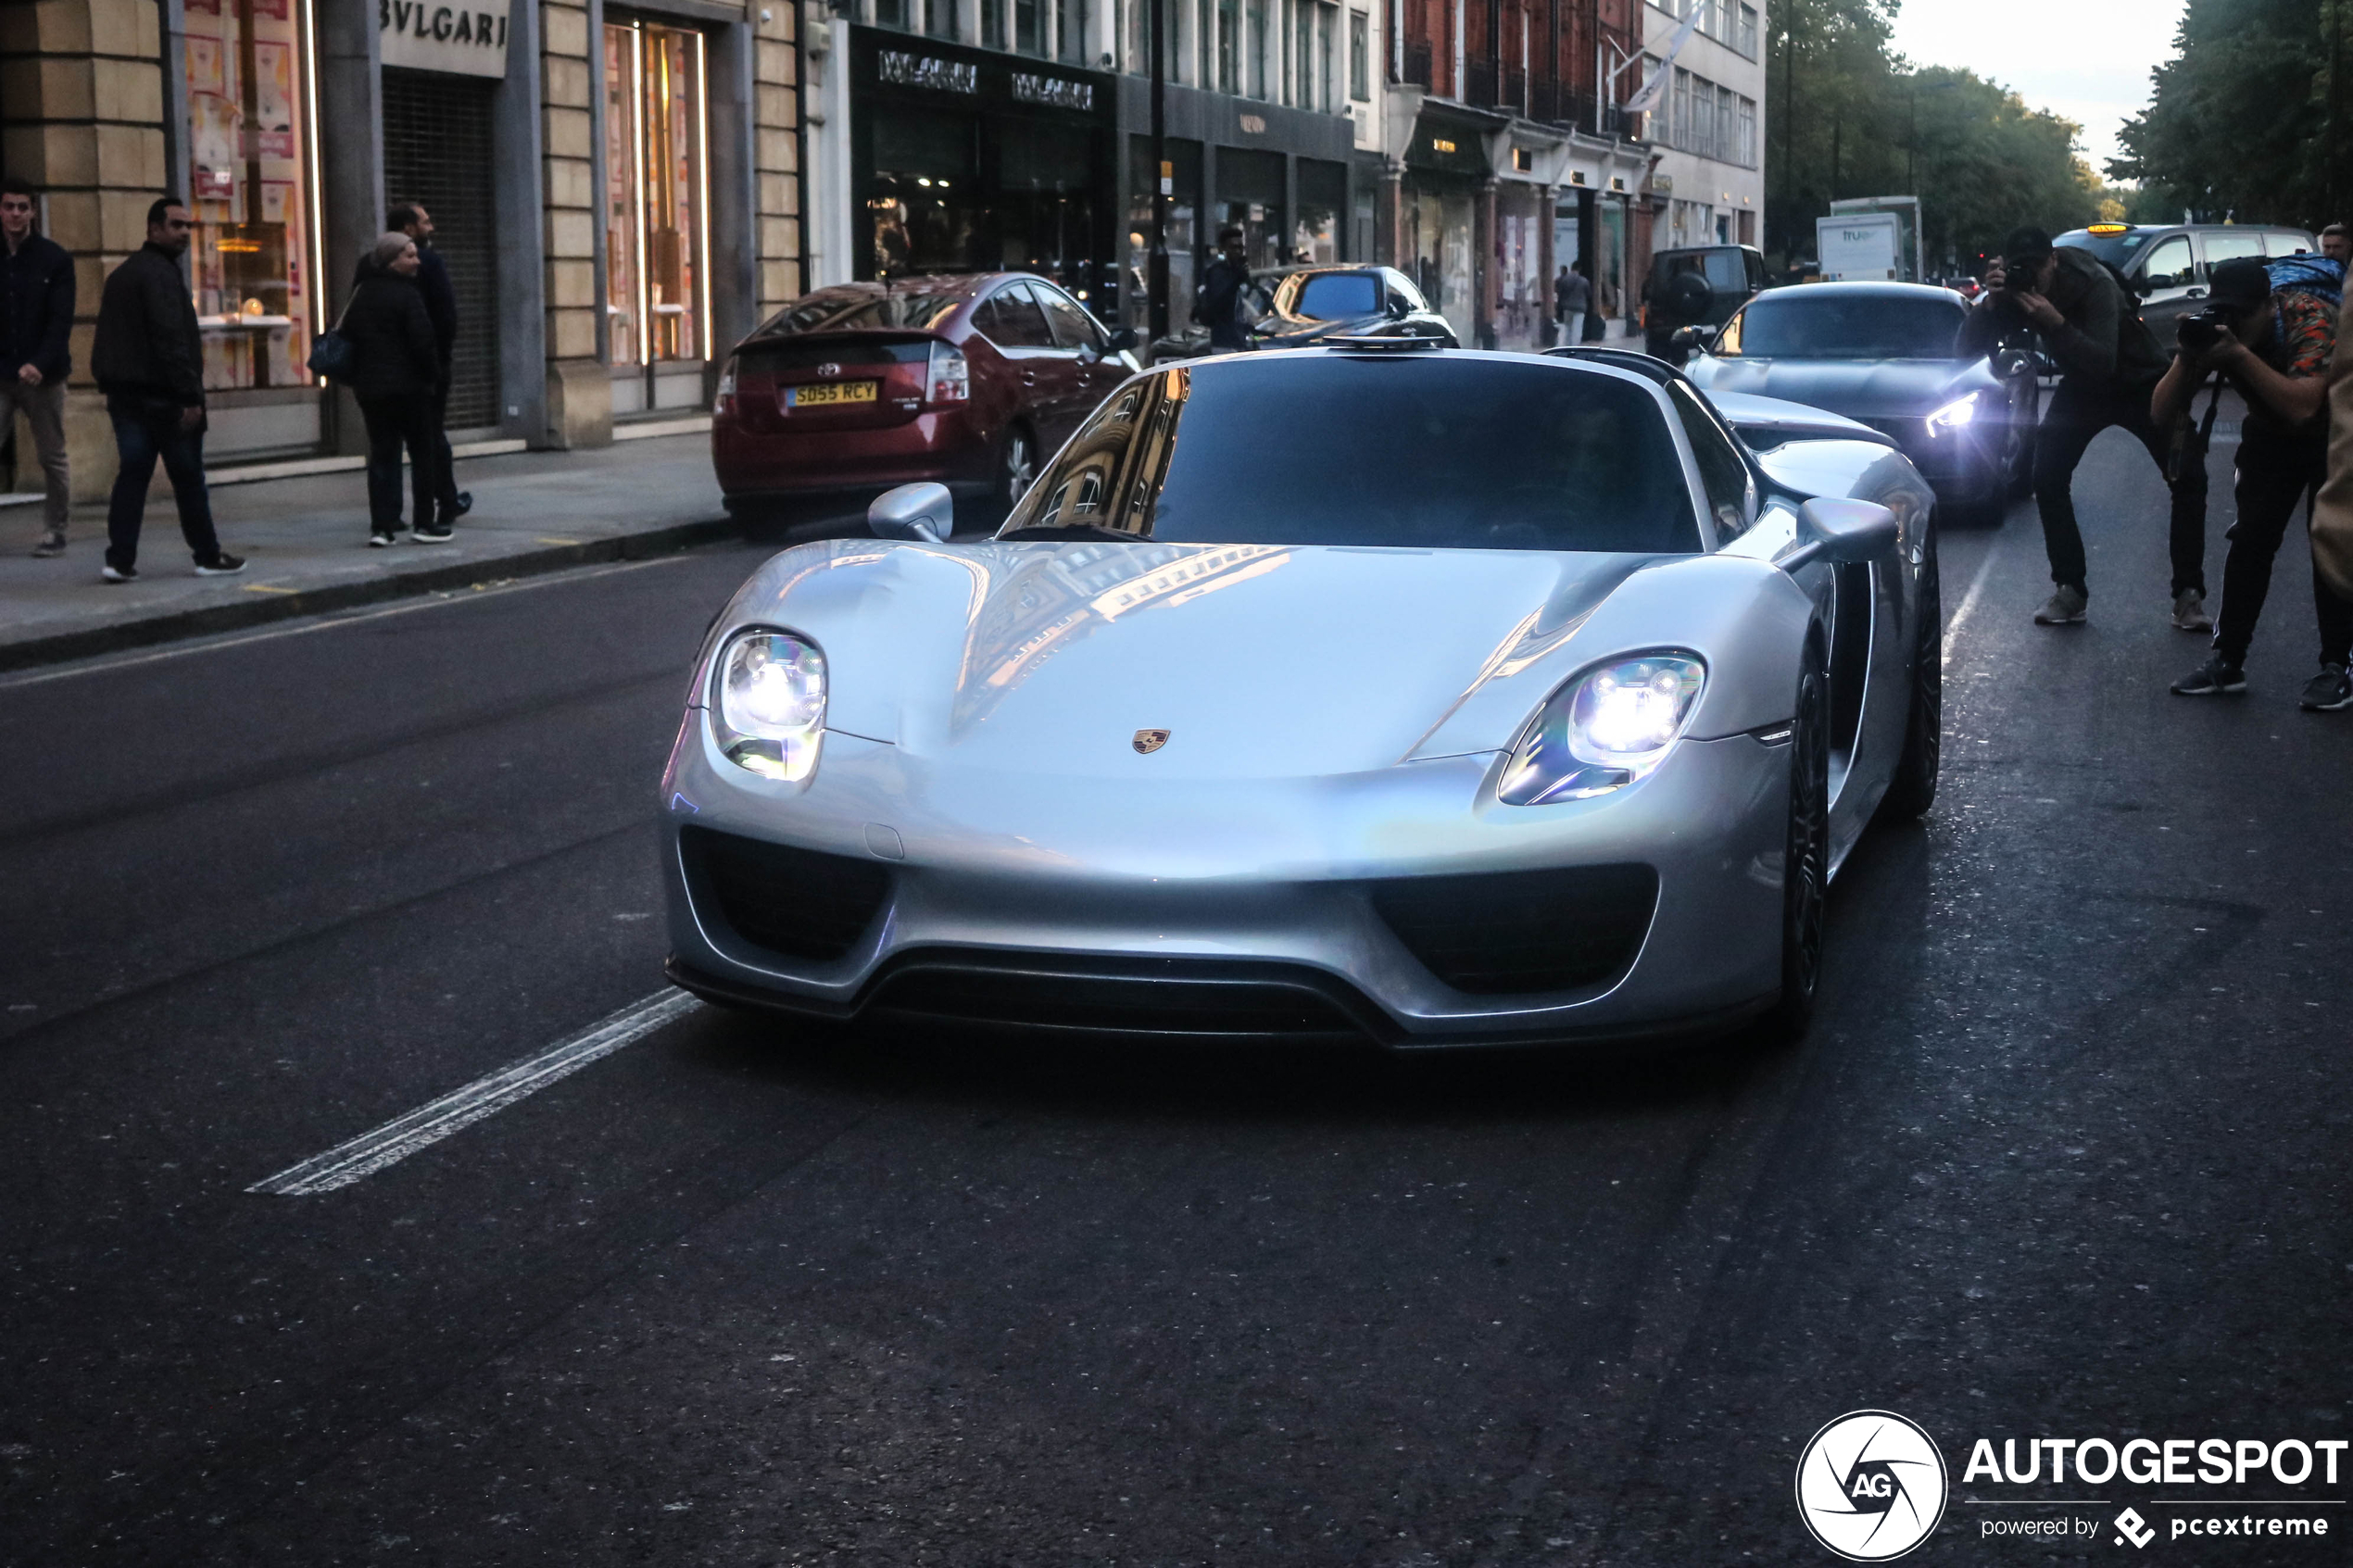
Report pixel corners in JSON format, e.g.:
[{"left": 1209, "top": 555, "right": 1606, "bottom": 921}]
[
  {"left": 1960, "top": 226, "right": 2201, "bottom": 629},
  {"left": 2161, "top": 257, "right": 2347, "bottom": 707}
]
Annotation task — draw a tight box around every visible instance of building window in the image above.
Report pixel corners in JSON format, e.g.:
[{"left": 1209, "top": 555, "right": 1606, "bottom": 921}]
[
  {"left": 1017, "top": 0, "right": 1044, "bottom": 55},
  {"left": 1217, "top": 0, "right": 1239, "bottom": 92},
  {"left": 1317, "top": 2, "right": 1336, "bottom": 110},
  {"left": 1349, "top": 8, "right": 1368, "bottom": 99},
  {"left": 1670, "top": 68, "right": 1691, "bottom": 154},
  {"left": 1057, "top": 0, "right": 1087, "bottom": 64},
  {"left": 182, "top": 0, "right": 321, "bottom": 392},
  {"left": 605, "top": 19, "right": 710, "bottom": 370},
  {"left": 1292, "top": 0, "right": 1313, "bottom": 105},
  {"left": 1737, "top": 94, "right": 1756, "bottom": 168},
  {"left": 1248, "top": 0, "right": 1268, "bottom": 98},
  {"left": 1738, "top": 5, "right": 1759, "bottom": 57}
]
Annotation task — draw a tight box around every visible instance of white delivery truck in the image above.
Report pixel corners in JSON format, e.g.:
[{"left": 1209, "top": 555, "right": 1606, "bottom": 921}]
[
  {"left": 1826, "top": 195, "right": 1925, "bottom": 282},
  {"left": 1817, "top": 212, "right": 1904, "bottom": 282}
]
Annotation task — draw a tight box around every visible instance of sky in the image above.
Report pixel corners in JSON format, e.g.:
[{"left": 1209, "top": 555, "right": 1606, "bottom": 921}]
[{"left": 1883, "top": 0, "right": 2188, "bottom": 177}]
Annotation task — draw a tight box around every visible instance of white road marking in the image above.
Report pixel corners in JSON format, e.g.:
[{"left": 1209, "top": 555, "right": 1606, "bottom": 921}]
[
  {"left": 1942, "top": 528, "right": 2005, "bottom": 670},
  {"left": 0, "top": 552, "right": 698, "bottom": 692},
  {"left": 248, "top": 988, "right": 702, "bottom": 1196}
]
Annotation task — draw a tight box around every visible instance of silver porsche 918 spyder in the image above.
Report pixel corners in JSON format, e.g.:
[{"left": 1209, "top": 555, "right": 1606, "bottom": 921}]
[{"left": 661, "top": 343, "right": 1940, "bottom": 1047}]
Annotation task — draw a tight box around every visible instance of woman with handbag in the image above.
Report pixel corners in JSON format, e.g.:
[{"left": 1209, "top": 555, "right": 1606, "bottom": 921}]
[{"left": 340, "top": 232, "right": 450, "bottom": 546}]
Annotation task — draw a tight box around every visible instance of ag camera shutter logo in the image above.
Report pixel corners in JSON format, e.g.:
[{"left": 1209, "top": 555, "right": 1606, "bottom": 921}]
[{"left": 1796, "top": 1410, "right": 1948, "bottom": 1561}]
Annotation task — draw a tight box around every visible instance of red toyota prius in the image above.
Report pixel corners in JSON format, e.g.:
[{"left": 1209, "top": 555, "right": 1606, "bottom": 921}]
[{"left": 712, "top": 273, "right": 1141, "bottom": 526}]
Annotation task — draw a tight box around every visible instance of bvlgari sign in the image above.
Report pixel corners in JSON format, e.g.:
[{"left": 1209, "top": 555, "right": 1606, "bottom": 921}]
[{"left": 380, "top": 0, "right": 513, "bottom": 80}]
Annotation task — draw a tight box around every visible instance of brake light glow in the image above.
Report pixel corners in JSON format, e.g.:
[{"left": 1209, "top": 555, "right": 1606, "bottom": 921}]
[
  {"left": 927, "top": 341, "right": 970, "bottom": 404},
  {"left": 713, "top": 356, "right": 737, "bottom": 415}
]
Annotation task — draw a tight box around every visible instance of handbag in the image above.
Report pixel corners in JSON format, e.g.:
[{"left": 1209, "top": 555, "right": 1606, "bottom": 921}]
[{"left": 307, "top": 287, "right": 359, "bottom": 381}]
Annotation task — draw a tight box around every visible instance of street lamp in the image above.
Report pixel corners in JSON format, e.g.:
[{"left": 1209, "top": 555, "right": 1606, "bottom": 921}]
[{"left": 1149, "top": 0, "right": 1170, "bottom": 345}]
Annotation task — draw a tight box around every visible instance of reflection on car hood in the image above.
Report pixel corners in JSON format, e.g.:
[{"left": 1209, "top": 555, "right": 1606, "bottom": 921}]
[
  {"left": 714, "top": 538, "right": 1660, "bottom": 779},
  {"left": 1688, "top": 357, "right": 1997, "bottom": 420}
]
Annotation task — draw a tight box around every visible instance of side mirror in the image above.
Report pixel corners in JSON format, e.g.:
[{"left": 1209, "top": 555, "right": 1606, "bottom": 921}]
[
  {"left": 1387, "top": 297, "right": 1410, "bottom": 319},
  {"left": 1669, "top": 324, "right": 1708, "bottom": 353},
  {"left": 869, "top": 481, "right": 952, "bottom": 543},
  {"left": 1105, "top": 326, "right": 1139, "bottom": 353},
  {"left": 2133, "top": 275, "right": 2155, "bottom": 297},
  {"left": 1782, "top": 498, "right": 1899, "bottom": 571}
]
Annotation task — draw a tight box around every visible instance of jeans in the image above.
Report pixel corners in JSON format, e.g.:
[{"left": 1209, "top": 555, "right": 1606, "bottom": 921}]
[
  {"left": 2031, "top": 374, "right": 2209, "bottom": 597},
  {"left": 105, "top": 408, "right": 221, "bottom": 571},
  {"left": 0, "top": 376, "right": 69, "bottom": 529},
  {"left": 357, "top": 391, "right": 447, "bottom": 533},
  {"left": 2211, "top": 425, "right": 2353, "bottom": 670}
]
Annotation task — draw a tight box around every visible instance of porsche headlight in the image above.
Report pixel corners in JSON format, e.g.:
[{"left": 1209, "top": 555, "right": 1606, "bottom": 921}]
[
  {"left": 711, "top": 630, "right": 825, "bottom": 782},
  {"left": 1926, "top": 392, "right": 1979, "bottom": 434},
  {"left": 1498, "top": 654, "right": 1705, "bottom": 806}
]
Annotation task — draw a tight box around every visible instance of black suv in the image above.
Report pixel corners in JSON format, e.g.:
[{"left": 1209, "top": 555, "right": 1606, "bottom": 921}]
[{"left": 1642, "top": 244, "right": 1771, "bottom": 363}]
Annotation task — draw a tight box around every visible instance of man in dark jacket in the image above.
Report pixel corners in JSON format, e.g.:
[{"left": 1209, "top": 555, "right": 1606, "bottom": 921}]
[
  {"left": 1196, "top": 227, "right": 1252, "bottom": 352},
  {"left": 389, "top": 200, "right": 469, "bottom": 526},
  {"left": 90, "top": 198, "right": 242, "bottom": 583},
  {"left": 0, "top": 178, "right": 75, "bottom": 557},
  {"left": 1959, "top": 225, "right": 2198, "bottom": 629},
  {"left": 346, "top": 232, "right": 449, "bottom": 546}
]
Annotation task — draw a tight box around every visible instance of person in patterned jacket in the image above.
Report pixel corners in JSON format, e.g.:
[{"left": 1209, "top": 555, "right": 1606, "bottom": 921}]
[{"left": 2159, "top": 256, "right": 2347, "bottom": 708}]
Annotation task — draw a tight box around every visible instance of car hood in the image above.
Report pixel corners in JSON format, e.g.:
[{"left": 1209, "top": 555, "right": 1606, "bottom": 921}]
[
  {"left": 709, "top": 539, "right": 1805, "bottom": 781},
  {"left": 1688, "top": 357, "right": 1994, "bottom": 420}
]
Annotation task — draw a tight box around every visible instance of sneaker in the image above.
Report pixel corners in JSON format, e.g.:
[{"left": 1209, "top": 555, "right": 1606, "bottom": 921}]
[
  {"left": 2171, "top": 589, "right": 2213, "bottom": 633},
  {"left": 410, "top": 525, "right": 454, "bottom": 545},
  {"left": 369, "top": 531, "right": 398, "bottom": 548},
  {"left": 99, "top": 562, "right": 136, "bottom": 583},
  {"left": 2033, "top": 585, "right": 2089, "bottom": 625},
  {"left": 447, "top": 490, "right": 473, "bottom": 521},
  {"left": 194, "top": 553, "right": 246, "bottom": 577},
  {"left": 2299, "top": 664, "right": 2353, "bottom": 711},
  {"left": 31, "top": 531, "right": 65, "bottom": 558},
  {"left": 2171, "top": 655, "right": 2247, "bottom": 696}
]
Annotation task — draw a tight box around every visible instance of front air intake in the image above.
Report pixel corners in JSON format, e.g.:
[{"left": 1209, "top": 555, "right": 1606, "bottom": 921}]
[
  {"left": 679, "top": 825, "right": 891, "bottom": 963},
  {"left": 1365, "top": 863, "right": 1659, "bottom": 996}
]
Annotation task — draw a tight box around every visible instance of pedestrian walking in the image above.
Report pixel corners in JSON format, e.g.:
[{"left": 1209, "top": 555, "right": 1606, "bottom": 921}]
[
  {"left": 90, "top": 198, "right": 242, "bottom": 583},
  {"left": 0, "top": 177, "right": 74, "bottom": 558},
  {"left": 387, "top": 200, "right": 471, "bottom": 529},
  {"left": 1960, "top": 226, "right": 2202, "bottom": 630},
  {"left": 344, "top": 232, "right": 450, "bottom": 547},
  {"left": 1196, "top": 227, "right": 1252, "bottom": 353},
  {"left": 1556, "top": 263, "right": 1591, "bottom": 349},
  {"left": 2162, "top": 257, "right": 2347, "bottom": 706},
  {"left": 1576, "top": 261, "right": 1609, "bottom": 344}
]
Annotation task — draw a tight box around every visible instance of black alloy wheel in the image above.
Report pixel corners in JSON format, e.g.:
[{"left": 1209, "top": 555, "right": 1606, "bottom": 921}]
[
  {"left": 1763, "top": 651, "right": 1831, "bottom": 1043},
  {"left": 1881, "top": 532, "right": 1943, "bottom": 820}
]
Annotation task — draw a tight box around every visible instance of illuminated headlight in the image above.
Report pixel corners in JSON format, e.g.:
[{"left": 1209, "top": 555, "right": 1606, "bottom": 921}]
[
  {"left": 711, "top": 630, "right": 825, "bottom": 781},
  {"left": 1926, "top": 393, "right": 1978, "bottom": 434},
  {"left": 1499, "top": 654, "right": 1705, "bottom": 806}
]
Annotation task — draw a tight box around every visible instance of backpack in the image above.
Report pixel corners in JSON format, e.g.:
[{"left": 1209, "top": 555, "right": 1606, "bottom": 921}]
[{"left": 2266, "top": 254, "right": 2344, "bottom": 310}]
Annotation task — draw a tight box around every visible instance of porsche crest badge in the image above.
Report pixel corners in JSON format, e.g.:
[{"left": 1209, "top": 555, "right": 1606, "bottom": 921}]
[{"left": 1132, "top": 729, "right": 1171, "bottom": 754}]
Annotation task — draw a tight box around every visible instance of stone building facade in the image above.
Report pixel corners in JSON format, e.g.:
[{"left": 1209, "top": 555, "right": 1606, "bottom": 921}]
[{"left": 0, "top": 0, "right": 803, "bottom": 498}]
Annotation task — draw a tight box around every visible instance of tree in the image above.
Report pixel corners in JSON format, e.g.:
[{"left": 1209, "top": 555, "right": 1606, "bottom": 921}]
[
  {"left": 2110, "top": 0, "right": 2348, "bottom": 230},
  {"left": 1764, "top": 0, "right": 2099, "bottom": 271}
]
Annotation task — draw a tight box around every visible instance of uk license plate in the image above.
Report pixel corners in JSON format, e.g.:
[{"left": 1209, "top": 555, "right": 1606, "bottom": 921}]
[{"left": 786, "top": 381, "right": 879, "bottom": 408}]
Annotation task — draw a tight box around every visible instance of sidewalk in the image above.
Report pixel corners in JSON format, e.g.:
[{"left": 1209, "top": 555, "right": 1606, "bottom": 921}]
[{"left": 0, "top": 425, "right": 734, "bottom": 672}]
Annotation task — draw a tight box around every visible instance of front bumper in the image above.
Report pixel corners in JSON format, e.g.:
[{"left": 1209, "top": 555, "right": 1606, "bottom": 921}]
[{"left": 661, "top": 722, "right": 1794, "bottom": 1048}]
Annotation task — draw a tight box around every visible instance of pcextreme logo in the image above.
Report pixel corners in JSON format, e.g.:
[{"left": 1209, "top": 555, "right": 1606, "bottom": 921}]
[{"left": 1796, "top": 1410, "right": 1951, "bottom": 1561}]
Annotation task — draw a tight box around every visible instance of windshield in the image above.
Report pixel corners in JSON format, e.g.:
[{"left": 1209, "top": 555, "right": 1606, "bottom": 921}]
[
  {"left": 1291, "top": 272, "right": 1383, "bottom": 320},
  {"left": 755, "top": 288, "right": 966, "bottom": 335},
  {"left": 998, "top": 357, "right": 1699, "bottom": 554},
  {"left": 2058, "top": 231, "right": 2152, "bottom": 270},
  {"left": 1716, "top": 293, "right": 1965, "bottom": 359},
  {"left": 1660, "top": 249, "right": 1747, "bottom": 292}
]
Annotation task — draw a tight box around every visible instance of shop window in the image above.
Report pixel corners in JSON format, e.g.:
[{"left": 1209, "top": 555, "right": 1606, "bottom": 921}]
[
  {"left": 182, "top": 0, "right": 321, "bottom": 392},
  {"left": 605, "top": 19, "right": 710, "bottom": 373},
  {"left": 1294, "top": 157, "right": 1344, "bottom": 264}
]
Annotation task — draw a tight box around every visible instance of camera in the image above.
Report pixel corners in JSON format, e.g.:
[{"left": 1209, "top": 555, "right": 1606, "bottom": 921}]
[{"left": 2176, "top": 305, "right": 2234, "bottom": 353}]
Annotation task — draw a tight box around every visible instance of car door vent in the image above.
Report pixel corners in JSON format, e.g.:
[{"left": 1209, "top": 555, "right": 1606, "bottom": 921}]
[
  {"left": 1365, "top": 863, "right": 1658, "bottom": 995},
  {"left": 680, "top": 825, "right": 892, "bottom": 962}
]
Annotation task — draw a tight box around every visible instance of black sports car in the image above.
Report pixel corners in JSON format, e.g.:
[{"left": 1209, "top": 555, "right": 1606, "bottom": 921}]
[
  {"left": 1680, "top": 282, "right": 2038, "bottom": 526},
  {"left": 1152, "top": 265, "right": 1456, "bottom": 358}
]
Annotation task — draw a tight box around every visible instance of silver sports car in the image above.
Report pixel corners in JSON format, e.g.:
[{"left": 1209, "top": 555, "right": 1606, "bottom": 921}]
[{"left": 661, "top": 343, "right": 1939, "bottom": 1047}]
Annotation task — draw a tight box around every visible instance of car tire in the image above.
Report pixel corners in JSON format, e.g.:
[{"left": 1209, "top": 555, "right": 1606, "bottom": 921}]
[
  {"left": 1762, "top": 647, "right": 1831, "bottom": 1044},
  {"left": 1881, "top": 532, "right": 1943, "bottom": 822}
]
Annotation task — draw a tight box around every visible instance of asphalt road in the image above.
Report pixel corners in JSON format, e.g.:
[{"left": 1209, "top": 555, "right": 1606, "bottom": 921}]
[{"left": 3, "top": 423, "right": 2348, "bottom": 1567}]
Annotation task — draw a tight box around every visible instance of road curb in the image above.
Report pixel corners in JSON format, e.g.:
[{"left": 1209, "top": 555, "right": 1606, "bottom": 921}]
[{"left": 0, "top": 516, "right": 738, "bottom": 675}]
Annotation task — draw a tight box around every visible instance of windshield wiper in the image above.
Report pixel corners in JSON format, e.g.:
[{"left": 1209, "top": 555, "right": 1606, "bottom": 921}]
[{"left": 996, "top": 522, "right": 1141, "bottom": 541}]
